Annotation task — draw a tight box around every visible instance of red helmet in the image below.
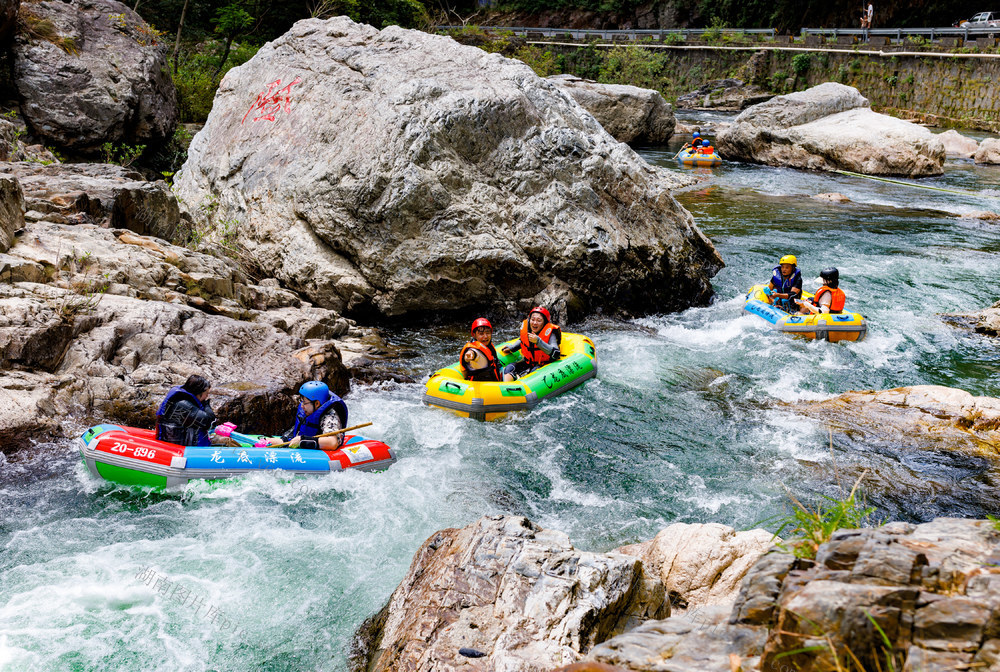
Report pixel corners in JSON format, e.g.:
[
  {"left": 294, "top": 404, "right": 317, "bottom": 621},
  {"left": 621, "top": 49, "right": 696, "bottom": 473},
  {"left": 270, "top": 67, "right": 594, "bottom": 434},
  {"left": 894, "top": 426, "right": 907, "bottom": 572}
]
[
  {"left": 528, "top": 306, "right": 551, "bottom": 323},
  {"left": 470, "top": 317, "right": 492, "bottom": 336}
]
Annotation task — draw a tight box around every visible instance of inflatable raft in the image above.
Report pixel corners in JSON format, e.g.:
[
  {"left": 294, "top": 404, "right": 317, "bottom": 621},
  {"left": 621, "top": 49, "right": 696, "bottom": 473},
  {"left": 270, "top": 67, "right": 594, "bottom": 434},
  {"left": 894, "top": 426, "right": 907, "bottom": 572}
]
[
  {"left": 423, "top": 332, "right": 597, "bottom": 421},
  {"left": 78, "top": 424, "right": 396, "bottom": 488},
  {"left": 678, "top": 148, "right": 722, "bottom": 167},
  {"left": 743, "top": 284, "right": 867, "bottom": 342}
]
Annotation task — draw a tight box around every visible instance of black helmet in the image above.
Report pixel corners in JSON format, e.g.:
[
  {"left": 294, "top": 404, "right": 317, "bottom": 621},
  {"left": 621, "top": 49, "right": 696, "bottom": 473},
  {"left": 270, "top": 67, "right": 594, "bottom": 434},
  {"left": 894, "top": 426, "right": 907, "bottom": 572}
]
[{"left": 820, "top": 267, "right": 840, "bottom": 287}]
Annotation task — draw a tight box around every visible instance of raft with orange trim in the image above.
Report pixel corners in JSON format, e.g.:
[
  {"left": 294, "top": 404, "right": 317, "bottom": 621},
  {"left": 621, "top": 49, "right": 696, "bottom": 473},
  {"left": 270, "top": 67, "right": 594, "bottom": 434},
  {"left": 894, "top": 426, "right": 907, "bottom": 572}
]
[
  {"left": 678, "top": 148, "right": 722, "bottom": 167},
  {"left": 423, "top": 332, "right": 597, "bottom": 421},
  {"left": 743, "top": 284, "right": 867, "bottom": 342},
  {"left": 78, "top": 424, "right": 396, "bottom": 488}
]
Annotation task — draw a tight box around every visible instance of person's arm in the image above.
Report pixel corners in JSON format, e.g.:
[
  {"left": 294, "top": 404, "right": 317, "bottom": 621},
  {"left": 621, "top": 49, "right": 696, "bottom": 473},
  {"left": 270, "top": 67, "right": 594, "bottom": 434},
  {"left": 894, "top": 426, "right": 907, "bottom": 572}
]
[
  {"left": 169, "top": 399, "right": 216, "bottom": 430},
  {"left": 816, "top": 291, "right": 833, "bottom": 313},
  {"left": 311, "top": 410, "right": 344, "bottom": 450}
]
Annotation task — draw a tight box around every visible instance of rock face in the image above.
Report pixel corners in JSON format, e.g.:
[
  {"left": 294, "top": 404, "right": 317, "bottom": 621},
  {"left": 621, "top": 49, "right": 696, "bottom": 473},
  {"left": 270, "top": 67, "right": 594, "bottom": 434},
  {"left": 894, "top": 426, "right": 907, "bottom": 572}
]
[
  {"left": 617, "top": 523, "right": 775, "bottom": 610},
  {"left": 716, "top": 83, "right": 945, "bottom": 177},
  {"left": 176, "top": 17, "right": 722, "bottom": 320},
  {"left": 732, "top": 518, "right": 1000, "bottom": 672},
  {"left": 0, "top": 173, "right": 24, "bottom": 252},
  {"left": 937, "top": 129, "right": 978, "bottom": 158},
  {"left": 675, "top": 78, "right": 773, "bottom": 111},
  {"left": 13, "top": 0, "right": 177, "bottom": 155},
  {"left": 974, "top": 137, "right": 1000, "bottom": 164},
  {"left": 0, "top": 167, "right": 385, "bottom": 448},
  {"left": 354, "top": 515, "right": 666, "bottom": 672},
  {"left": 546, "top": 74, "right": 676, "bottom": 144},
  {"left": 794, "top": 385, "right": 1000, "bottom": 457}
]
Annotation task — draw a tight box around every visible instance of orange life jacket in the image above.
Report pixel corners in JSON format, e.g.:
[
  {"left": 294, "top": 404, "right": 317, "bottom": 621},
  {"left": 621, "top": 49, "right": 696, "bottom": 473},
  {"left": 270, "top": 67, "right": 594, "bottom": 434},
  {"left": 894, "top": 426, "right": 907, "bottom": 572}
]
[
  {"left": 519, "top": 320, "right": 561, "bottom": 366},
  {"left": 460, "top": 341, "right": 501, "bottom": 381},
  {"left": 812, "top": 286, "right": 846, "bottom": 313},
  {"left": 699, "top": 144, "right": 714, "bottom": 154}
]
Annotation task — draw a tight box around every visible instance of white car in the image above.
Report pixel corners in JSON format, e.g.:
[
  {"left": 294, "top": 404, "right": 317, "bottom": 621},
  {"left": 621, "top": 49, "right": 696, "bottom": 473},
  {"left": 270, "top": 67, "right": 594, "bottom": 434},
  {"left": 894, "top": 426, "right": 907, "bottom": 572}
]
[{"left": 960, "top": 11, "right": 1000, "bottom": 27}]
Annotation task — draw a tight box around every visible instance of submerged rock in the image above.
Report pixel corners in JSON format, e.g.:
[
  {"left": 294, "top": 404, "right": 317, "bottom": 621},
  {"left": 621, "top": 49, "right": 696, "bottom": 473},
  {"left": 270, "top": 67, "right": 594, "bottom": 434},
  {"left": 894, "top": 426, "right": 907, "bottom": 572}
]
[
  {"left": 937, "top": 129, "right": 979, "bottom": 158},
  {"left": 793, "top": 385, "right": 1000, "bottom": 457},
  {"left": 961, "top": 299, "right": 1000, "bottom": 335},
  {"left": 13, "top": 0, "right": 177, "bottom": 155},
  {"left": 812, "top": 192, "right": 851, "bottom": 203},
  {"left": 547, "top": 74, "right": 676, "bottom": 144},
  {"left": 716, "top": 83, "right": 944, "bottom": 177},
  {"left": 176, "top": 17, "right": 722, "bottom": 320}
]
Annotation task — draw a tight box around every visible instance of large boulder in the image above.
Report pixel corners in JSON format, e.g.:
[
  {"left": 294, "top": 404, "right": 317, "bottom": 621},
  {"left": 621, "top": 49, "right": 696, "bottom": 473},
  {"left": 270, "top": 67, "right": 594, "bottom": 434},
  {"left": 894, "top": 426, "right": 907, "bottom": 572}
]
[
  {"left": 974, "top": 137, "right": 1000, "bottom": 164},
  {"left": 0, "top": 173, "right": 24, "bottom": 252},
  {"left": 546, "top": 74, "right": 676, "bottom": 144},
  {"left": 13, "top": 0, "right": 177, "bottom": 155},
  {"left": 937, "top": 129, "right": 978, "bottom": 158},
  {"left": 353, "top": 515, "right": 665, "bottom": 672},
  {"left": 176, "top": 17, "right": 722, "bottom": 319},
  {"left": 716, "top": 83, "right": 945, "bottom": 177}
]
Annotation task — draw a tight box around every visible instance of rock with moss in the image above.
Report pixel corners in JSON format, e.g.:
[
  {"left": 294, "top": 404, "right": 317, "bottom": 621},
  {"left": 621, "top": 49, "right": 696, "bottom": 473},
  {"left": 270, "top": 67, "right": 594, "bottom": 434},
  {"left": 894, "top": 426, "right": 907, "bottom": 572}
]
[
  {"left": 547, "top": 74, "right": 676, "bottom": 144},
  {"left": 176, "top": 17, "right": 721, "bottom": 320},
  {"left": 716, "top": 83, "right": 944, "bottom": 177},
  {"left": 12, "top": 0, "right": 177, "bottom": 155}
]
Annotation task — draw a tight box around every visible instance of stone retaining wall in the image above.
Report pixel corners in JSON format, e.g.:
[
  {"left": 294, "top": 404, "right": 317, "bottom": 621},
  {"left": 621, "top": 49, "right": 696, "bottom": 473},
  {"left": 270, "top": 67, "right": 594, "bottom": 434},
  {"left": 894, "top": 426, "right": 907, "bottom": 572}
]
[{"left": 552, "top": 43, "right": 1000, "bottom": 131}]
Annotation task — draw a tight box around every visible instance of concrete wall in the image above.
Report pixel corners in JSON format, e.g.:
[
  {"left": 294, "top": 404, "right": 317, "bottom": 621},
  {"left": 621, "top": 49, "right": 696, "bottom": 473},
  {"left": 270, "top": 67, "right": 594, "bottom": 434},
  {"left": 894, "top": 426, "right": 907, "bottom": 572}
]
[{"left": 552, "top": 43, "right": 1000, "bottom": 131}]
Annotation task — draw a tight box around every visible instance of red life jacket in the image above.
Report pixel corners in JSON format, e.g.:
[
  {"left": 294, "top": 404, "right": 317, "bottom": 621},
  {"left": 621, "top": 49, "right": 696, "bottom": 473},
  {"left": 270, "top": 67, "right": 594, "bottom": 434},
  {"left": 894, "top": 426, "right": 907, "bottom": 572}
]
[
  {"left": 812, "top": 286, "right": 846, "bottom": 313},
  {"left": 519, "top": 320, "right": 561, "bottom": 366},
  {"left": 699, "top": 144, "right": 714, "bottom": 154},
  {"left": 460, "top": 341, "right": 501, "bottom": 381}
]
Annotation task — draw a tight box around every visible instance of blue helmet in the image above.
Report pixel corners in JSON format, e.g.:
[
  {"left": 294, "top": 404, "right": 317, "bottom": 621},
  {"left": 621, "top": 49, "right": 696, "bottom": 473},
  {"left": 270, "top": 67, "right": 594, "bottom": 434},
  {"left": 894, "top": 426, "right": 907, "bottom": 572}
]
[
  {"left": 299, "top": 381, "right": 330, "bottom": 403},
  {"left": 692, "top": 131, "right": 701, "bottom": 139},
  {"left": 702, "top": 139, "right": 710, "bottom": 146}
]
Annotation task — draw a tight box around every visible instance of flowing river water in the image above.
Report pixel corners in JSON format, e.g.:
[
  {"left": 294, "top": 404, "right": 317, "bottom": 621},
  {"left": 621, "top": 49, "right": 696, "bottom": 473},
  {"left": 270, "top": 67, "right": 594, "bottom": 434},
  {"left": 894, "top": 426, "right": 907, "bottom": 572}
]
[{"left": 3, "top": 114, "right": 1000, "bottom": 670}]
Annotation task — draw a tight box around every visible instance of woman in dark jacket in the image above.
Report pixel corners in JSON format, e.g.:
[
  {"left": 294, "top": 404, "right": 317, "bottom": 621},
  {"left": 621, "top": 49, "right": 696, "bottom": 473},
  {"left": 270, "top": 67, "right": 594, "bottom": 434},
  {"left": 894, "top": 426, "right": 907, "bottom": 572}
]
[{"left": 156, "top": 375, "right": 216, "bottom": 446}]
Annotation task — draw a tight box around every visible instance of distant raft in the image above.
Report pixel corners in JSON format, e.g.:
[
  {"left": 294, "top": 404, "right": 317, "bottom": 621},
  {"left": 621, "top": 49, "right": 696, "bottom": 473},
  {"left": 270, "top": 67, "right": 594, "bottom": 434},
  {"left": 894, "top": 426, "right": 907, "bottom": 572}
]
[
  {"left": 743, "top": 284, "right": 867, "bottom": 342},
  {"left": 78, "top": 424, "right": 396, "bottom": 488},
  {"left": 423, "top": 332, "right": 597, "bottom": 421},
  {"left": 677, "top": 148, "right": 722, "bottom": 167}
]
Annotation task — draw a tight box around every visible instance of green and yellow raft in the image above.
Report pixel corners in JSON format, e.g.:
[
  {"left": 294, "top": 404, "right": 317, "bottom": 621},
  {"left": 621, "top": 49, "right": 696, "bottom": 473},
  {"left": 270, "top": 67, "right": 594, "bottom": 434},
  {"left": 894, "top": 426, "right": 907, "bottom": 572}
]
[{"left": 423, "top": 332, "right": 597, "bottom": 421}]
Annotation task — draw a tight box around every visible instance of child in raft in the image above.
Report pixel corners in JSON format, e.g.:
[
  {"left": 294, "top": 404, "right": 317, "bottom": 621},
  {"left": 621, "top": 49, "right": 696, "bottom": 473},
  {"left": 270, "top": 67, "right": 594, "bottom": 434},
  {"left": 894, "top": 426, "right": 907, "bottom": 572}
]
[
  {"left": 460, "top": 318, "right": 516, "bottom": 382},
  {"left": 797, "top": 267, "right": 847, "bottom": 315},
  {"left": 768, "top": 254, "right": 803, "bottom": 312},
  {"left": 502, "top": 306, "right": 562, "bottom": 376}
]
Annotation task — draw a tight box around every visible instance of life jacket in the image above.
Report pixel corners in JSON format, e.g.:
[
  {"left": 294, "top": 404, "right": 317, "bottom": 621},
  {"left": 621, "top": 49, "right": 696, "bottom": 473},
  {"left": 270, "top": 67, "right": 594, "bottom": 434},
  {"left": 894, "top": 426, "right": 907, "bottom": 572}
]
[
  {"left": 290, "top": 395, "right": 349, "bottom": 439},
  {"left": 519, "top": 320, "right": 561, "bottom": 366},
  {"left": 811, "top": 286, "right": 846, "bottom": 313},
  {"left": 770, "top": 266, "right": 802, "bottom": 310},
  {"left": 699, "top": 144, "right": 714, "bottom": 154},
  {"left": 460, "top": 341, "right": 501, "bottom": 382},
  {"left": 156, "top": 386, "right": 212, "bottom": 446}
]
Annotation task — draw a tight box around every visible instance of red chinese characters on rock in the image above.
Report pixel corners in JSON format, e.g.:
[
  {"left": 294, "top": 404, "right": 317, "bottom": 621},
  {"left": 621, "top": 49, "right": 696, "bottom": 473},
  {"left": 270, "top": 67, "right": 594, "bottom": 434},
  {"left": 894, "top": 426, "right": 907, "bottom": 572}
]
[{"left": 242, "top": 76, "right": 302, "bottom": 124}]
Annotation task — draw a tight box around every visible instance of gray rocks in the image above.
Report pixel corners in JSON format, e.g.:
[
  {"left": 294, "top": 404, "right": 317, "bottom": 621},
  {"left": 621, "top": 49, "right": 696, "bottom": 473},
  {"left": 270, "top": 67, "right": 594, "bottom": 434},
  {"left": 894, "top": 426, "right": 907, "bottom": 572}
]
[
  {"left": 355, "top": 515, "right": 661, "bottom": 672},
  {"left": 794, "top": 385, "right": 1000, "bottom": 458},
  {"left": 13, "top": 0, "right": 177, "bottom": 155},
  {"left": 176, "top": 17, "right": 721, "bottom": 320},
  {"left": 974, "top": 137, "right": 1000, "bottom": 164},
  {"left": 963, "top": 299, "right": 1000, "bottom": 335},
  {"left": 716, "top": 83, "right": 945, "bottom": 177},
  {"left": 734, "top": 518, "right": 1000, "bottom": 672},
  {"left": 675, "top": 78, "right": 773, "bottom": 111},
  {"left": 547, "top": 74, "right": 676, "bottom": 144},
  {"left": 937, "top": 129, "right": 979, "bottom": 158},
  {"left": 0, "top": 173, "right": 24, "bottom": 252}
]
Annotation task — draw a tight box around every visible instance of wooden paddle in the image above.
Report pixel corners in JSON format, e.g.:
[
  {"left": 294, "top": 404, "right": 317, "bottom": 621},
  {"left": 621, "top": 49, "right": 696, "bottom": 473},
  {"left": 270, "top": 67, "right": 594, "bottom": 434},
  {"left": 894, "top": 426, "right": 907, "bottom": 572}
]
[{"left": 264, "top": 422, "right": 374, "bottom": 449}]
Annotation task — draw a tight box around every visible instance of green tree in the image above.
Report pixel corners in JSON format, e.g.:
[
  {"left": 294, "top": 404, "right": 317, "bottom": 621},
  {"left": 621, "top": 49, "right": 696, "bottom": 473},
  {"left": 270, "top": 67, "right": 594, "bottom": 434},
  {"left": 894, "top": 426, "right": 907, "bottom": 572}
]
[{"left": 211, "top": 2, "right": 255, "bottom": 77}]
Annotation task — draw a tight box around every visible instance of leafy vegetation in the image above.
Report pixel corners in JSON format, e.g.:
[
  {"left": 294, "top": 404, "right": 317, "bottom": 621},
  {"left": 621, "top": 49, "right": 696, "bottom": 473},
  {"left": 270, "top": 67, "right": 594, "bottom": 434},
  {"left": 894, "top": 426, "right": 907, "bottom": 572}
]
[{"left": 791, "top": 52, "right": 811, "bottom": 76}]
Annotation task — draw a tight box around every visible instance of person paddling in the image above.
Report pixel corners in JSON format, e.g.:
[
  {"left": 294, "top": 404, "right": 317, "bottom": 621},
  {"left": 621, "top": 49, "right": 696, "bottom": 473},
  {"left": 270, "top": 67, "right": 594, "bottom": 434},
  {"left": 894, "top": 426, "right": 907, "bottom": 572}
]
[
  {"left": 768, "top": 254, "right": 803, "bottom": 312},
  {"left": 503, "top": 306, "right": 561, "bottom": 376},
  {"left": 460, "top": 318, "right": 515, "bottom": 382},
  {"left": 156, "top": 375, "right": 217, "bottom": 446},
  {"left": 265, "top": 381, "right": 348, "bottom": 451},
  {"left": 798, "top": 267, "right": 847, "bottom": 314}
]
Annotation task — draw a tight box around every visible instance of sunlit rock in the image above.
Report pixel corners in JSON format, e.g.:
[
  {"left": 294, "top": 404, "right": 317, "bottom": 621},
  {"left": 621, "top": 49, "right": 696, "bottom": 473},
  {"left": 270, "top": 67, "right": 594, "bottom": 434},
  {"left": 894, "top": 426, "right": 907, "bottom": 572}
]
[
  {"left": 937, "top": 129, "right": 978, "bottom": 158},
  {"left": 547, "top": 74, "right": 676, "bottom": 144},
  {"left": 812, "top": 192, "right": 851, "bottom": 203},
  {"left": 974, "top": 137, "right": 1000, "bottom": 164},
  {"left": 176, "top": 17, "right": 722, "bottom": 320},
  {"left": 717, "top": 83, "right": 944, "bottom": 177}
]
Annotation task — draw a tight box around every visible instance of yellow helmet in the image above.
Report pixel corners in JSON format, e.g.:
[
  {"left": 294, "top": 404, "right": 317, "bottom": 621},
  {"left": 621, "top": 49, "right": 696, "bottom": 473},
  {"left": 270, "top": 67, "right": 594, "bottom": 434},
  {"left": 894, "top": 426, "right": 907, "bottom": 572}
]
[{"left": 779, "top": 254, "right": 797, "bottom": 265}]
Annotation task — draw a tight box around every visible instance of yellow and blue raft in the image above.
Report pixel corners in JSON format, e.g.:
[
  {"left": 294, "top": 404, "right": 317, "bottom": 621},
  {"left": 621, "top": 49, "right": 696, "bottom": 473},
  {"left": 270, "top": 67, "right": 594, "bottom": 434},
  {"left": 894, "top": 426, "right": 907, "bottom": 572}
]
[
  {"left": 743, "top": 284, "right": 867, "bottom": 342},
  {"left": 678, "top": 148, "right": 722, "bottom": 167},
  {"left": 423, "top": 332, "right": 597, "bottom": 421}
]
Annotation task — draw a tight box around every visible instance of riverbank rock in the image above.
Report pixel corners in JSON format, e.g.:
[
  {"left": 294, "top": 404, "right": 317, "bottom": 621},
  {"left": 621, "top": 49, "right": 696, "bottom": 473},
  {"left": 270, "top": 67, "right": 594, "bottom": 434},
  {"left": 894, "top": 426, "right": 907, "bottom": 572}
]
[
  {"left": 974, "top": 137, "right": 1000, "bottom": 164},
  {"left": 937, "top": 129, "right": 979, "bottom": 158},
  {"left": 176, "top": 17, "right": 721, "bottom": 320},
  {"left": 716, "top": 83, "right": 945, "bottom": 177},
  {"left": 0, "top": 173, "right": 23, "bottom": 252},
  {"left": 960, "top": 299, "right": 1000, "bottom": 335},
  {"left": 812, "top": 192, "right": 851, "bottom": 203},
  {"left": 732, "top": 518, "right": 1000, "bottom": 672},
  {"left": 793, "top": 385, "right": 1000, "bottom": 457},
  {"left": 353, "top": 515, "right": 667, "bottom": 672},
  {"left": 675, "top": 79, "right": 773, "bottom": 111},
  {"left": 13, "top": 0, "right": 177, "bottom": 156},
  {"left": 546, "top": 74, "right": 676, "bottom": 144},
  {"left": 617, "top": 523, "right": 775, "bottom": 610}
]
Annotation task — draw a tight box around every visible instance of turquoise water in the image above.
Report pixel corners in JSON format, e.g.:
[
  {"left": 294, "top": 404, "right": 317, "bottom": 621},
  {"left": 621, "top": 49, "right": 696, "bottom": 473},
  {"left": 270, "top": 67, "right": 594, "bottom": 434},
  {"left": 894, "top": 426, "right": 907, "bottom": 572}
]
[{"left": 3, "top": 120, "right": 1000, "bottom": 670}]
